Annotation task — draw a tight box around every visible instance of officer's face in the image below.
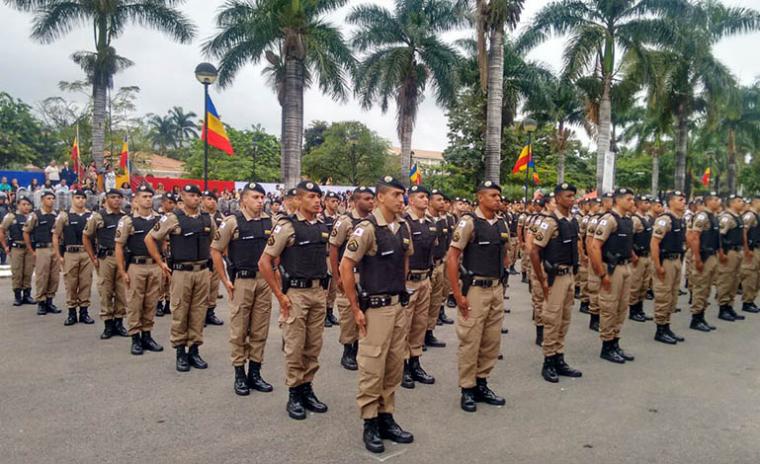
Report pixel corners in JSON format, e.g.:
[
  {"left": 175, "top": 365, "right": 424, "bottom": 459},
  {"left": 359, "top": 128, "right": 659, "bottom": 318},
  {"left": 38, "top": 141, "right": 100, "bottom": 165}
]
[
  {"left": 162, "top": 200, "right": 176, "bottom": 212},
  {"left": 42, "top": 196, "right": 54, "bottom": 209},
  {"left": 478, "top": 189, "right": 501, "bottom": 212},
  {"left": 325, "top": 197, "right": 339, "bottom": 211},
  {"left": 18, "top": 201, "right": 31, "bottom": 214},
  {"left": 616, "top": 194, "right": 634, "bottom": 213},
  {"left": 430, "top": 194, "right": 444, "bottom": 212},
  {"left": 243, "top": 190, "right": 264, "bottom": 214},
  {"left": 378, "top": 187, "right": 405, "bottom": 215},
  {"left": 638, "top": 200, "right": 650, "bottom": 213},
  {"left": 669, "top": 195, "right": 686, "bottom": 213},
  {"left": 72, "top": 195, "right": 86, "bottom": 209},
  {"left": 730, "top": 198, "right": 744, "bottom": 212},
  {"left": 652, "top": 203, "right": 663, "bottom": 214},
  {"left": 410, "top": 192, "right": 429, "bottom": 210},
  {"left": 705, "top": 197, "right": 720, "bottom": 211},
  {"left": 271, "top": 202, "right": 281, "bottom": 213},
  {"left": 136, "top": 192, "right": 153, "bottom": 209},
  {"left": 354, "top": 193, "right": 374, "bottom": 214},
  {"left": 106, "top": 194, "right": 121, "bottom": 210},
  {"left": 300, "top": 192, "right": 322, "bottom": 214},
  {"left": 203, "top": 196, "right": 217, "bottom": 211},
  {"left": 182, "top": 192, "right": 201, "bottom": 209},
  {"left": 556, "top": 191, "right": 574, "bottom": 209}
]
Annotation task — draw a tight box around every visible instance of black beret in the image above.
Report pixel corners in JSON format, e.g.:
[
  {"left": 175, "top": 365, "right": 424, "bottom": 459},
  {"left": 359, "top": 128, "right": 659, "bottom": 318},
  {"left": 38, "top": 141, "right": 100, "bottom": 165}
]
[
  {"left": 408, "top": 185, "right": 430, "bottom": 196},
  {"left": 727, "top": 193, "right": 742, "bottom": 201},
  {"left": 17, "top": 195, "right": 32, "bottom": 204},
  {"left": 296, "top": 180, "right": 322, "bottom": 195},
  {"left": 354, "top": 186, "right": 375, "bottom": 197},
  {"left": 243, "top": 182, "right": 266, "bottom": 195},
  {"left": 377, "top": 176, "right": 406, "bottom": 192},
  {"left": 137, "top": 183, "right": 155, "bottom": 195},
  {"left": 430, "top": 188, "right": 446, "bottom": 199},
  {"left": 41, "top": 191, "right": 56, "bottom": 198},
  {"left": 463, "top": 198, "right": 472, "bottom": 205},
  {"left": 182, "top": 184, "right": 201, "bottom": 195},
  {"left": 602, "top": 192, "right": 614, "bottom": 199},
  {"left": 476, "top": 180, "right": 501, "bottom": 192},
  {"left": 285, "top": 188, "right": 297, "bottom": 198},
  {"left": 71, "top": 188, "right": 86, "bottom": 198},
  {"left": 703, "top": 191, "right": 719, "bottom": 199},
  {"left": 652, "top": 197, "right": 663, "bottom": 205},
  {"left": 106, "top": 188, "right": 123, "bottom": 197},
  {"left": 554, "top": 182, "right": 577, "bottom": 194},
  {"left": 614, "top": 187, "right": 634, "bottom": 197},
  {"left": 163, "top": 193, "right": 177, "bottom": 203},
  {"left": 591, "top": 198, "right": 601, "bottom": 204},
  {"left": 202, "top": 190, "right": 217, "bottom": 200},
  {"left": 666, "top": 190, "right": 685, "bottom": 199},
  {"left": 325, "top": 191, "right": 338, "bottom": 199}
]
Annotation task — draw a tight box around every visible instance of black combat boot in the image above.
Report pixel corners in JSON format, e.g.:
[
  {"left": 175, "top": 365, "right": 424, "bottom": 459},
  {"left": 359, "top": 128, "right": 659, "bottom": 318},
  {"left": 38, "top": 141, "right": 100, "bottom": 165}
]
[
  {"left": 163, "top": 299, "right": 171, "bottom": 314},
  {"left": 409, "top": 356, "right": 435, "bottom": 384},
  {"left": 702, "top": 313, "right": 716, "bottom": 330},
  {"left": 646, "top": 289, "right": 654, "bottom": 300},
  {"left": 363, "top": 418, "right": 384, "bottom": 453},
  {"left": 401, "top": 360, "right": 415, "bottom": 389},
  {"left": 100, "top": 320, "right": 114, "bottom": 339},
  {"left": 665, "top": 324, "right": 684, "bottom": 342},
  {"left": 188, "top": 344, "right": 208, "bottom": 369},
  {"left": 574, "top": 285, "right": 581, "bottom": 299},
  {"left": 535, "top": 325, "right": 544, "bottom": 347},
  {"left": 22, "top": 288, "right": 35, "bottom": 305},
  {"left": 542, "top": 356, "right": 559, "bottom": 383},
  {"left": 613, "top": 338, "right": 634, "bottom": 361},
  {"left": 629, "top": 302, "right": 647, "bottom": 322},
  {"left": 325, "top": 307, "right": 338, "bottom": 326},
  {"left": 287, "top": 387, "right": 306, "bottom": 420},
  {"left": 589, "top": 313, "right": 600, "bottom": 332},
  {"left": 728, "top": 306, "right": 745, "bottom": 320},
  {"left": 247, "top": 361, "right": 273, "bottom": 392},
  {"left": 341, "top": 344, "right": 358, "bottom": 371},
  {"left": 155, "top": 300, "right": 165, "bottom": 317},
  {"left": 446, "top": 294, "right": 456, "bottom": 308},
  {"left": 555, "top": 354, "right": 583, "bottom": 377},
  {"left": 13, "top": 289, "right": 23, "bottom": 306},
  {"left": 743, "top": 302, "right": 760, "bottom": 313},
  {"left": 378, "top": 413, "right": 414, "bottom": 443},
  {"left": 460, "top": 387, "right": 477, "bottom": 412},
  {"left": 300, "top": 382, "right": 328, "bottom": 413},
  {"left": 78, "top": 307, "right": 94, "bottom": 324},
  {"left": 718, "top": 305, "right": 735, "bottom": 321},
  {"left": 424, "top": 330, "right": 446, "bottom": 348},
  {"left": 689, "top": 313, "right": 711, "bottom": 332},
  {"left": 654, "top": 324, "right": 677, "bottom": 344},
  {"left": 521, "top": 272, "right": 528, "bottom": 284},
  {"left": 64, "top": 308, "right": 78, "bottom": 326},
  {"left": 46, "top": 298, "right": 61, "bottom": 313},
  {"left": 130, "top": 334, "right": 143, "bottom": 355},
  {"left": 579, "top": 301, "right": 590, "bottom": 314},
  {"left": 438, "top": 307, "right": 454, "bottom": 324},
  {"left": 205, "top": 307, "right": 223, "bottom": 326},
  {"left": 600, "top": 340, "right": 625, "bottom": 363},
  {"left": 113, "top": 318, "right": 129, "bottom": 337},
  {"left": 176, "top": 346, "right": 190, "bottom": 372},
  {"left": 509, "top": 265, "right": 519, "bottom": 275},
  {"left": 37, "top": 301, "right": 48, "bottom": 315},
  {"left": 233, "top": 366, "right": 250, "bottom": 396},
  {"left": 141, "top": 332, "right": 163, "bottom": 352},
  {"left": 475, "top": 378, "right": 506, "bottom": 406}
]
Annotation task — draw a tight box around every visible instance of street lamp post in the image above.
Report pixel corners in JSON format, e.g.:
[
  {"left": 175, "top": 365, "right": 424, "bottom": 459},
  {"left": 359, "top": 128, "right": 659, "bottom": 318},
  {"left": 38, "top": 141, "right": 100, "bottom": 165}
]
[
  {"left": 522, "top": 118, "right": 537, "bottom": 202},
  {"left": 195, "top": 62, "right": 219, "bottom": 191},
  {"left": 252, "top": 138, "right": 258, "bottom": 181}
]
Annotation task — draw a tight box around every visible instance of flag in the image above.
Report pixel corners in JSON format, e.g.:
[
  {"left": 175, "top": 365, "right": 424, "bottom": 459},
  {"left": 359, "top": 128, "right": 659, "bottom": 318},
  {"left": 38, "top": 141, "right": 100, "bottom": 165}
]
[
  {"left": 201, "top": 95, "right": 234, "bottom": 155},
  {"left": 119, "top": 136, "right": 129, "bottom": 170},
  {"left": 512, "top": 145, "right": 532, "bottom": 174},
  {"left": 70, "top": 134, "right": 79, "bottom": 166},
  {"left": 701, "top": 167, "right": 711, "bottom": 187},
  {"left": 532, "top": 170, "right": 540, "bottom": 185},
  {"left": 409, "top": 162, "right": 422, "bottom": 185}
]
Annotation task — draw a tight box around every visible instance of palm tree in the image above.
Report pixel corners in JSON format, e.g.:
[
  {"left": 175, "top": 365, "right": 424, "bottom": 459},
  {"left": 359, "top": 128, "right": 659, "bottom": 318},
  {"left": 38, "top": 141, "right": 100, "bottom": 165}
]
[
  {"left": 347, "top": 0, "right": 464, "bottom": 184},
  {"left": 620, "top": 105, "right": 672, "bottom": 195},
  {"left": 5, "top": 0, "right": 196, "bottom": 178},
  {"left": 521, "top": 0, "right": 684, "bottom": 192},
  {"left": 146, "top": 114, "right": 177, "bottom": 156},
  {"left": 169, "top": 106, "right": 198, "bottom": 146},
  {"left": 204, "top": 0, "right": 355, "bottom": 188}
]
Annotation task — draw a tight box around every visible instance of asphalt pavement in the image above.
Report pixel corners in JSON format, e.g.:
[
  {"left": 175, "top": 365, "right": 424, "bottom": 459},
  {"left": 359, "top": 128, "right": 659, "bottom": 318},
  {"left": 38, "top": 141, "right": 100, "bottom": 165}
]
[{"left": 1, "top": 275, "right": 759, "bottom": 464}]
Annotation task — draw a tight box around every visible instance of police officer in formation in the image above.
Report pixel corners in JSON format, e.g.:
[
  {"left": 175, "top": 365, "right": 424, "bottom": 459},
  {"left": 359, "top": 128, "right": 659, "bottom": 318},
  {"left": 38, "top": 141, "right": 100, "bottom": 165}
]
[
  {"left": 155, "top": 192, "right": 177, "bottom": 317},
  {"left": 628, "top": 195, "right": 654, "bottom": 322},
  {"left": 0, "top": 195, "right": 35, "bottom": 306},
  {"left": 740, "top": 195, "right": 760, "bottom": 313},
  {"left": 23, "top": 191, "right": 62, "bottom": 315},
  {"left": 716, "top": 195, "right": 748, "bottom": 321},
  {"left": 686, "top": 191, "right": 722, "bottom": 331},
  {"left": 321, "top": 190, "right": 341, "bottom": 328},
  {"left": 203, "top": 190, "right": 226, "bottom": 327}
]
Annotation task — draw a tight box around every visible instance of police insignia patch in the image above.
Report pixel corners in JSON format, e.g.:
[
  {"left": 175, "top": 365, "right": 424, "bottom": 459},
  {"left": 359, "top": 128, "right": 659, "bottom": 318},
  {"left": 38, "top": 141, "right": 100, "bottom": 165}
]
[
  {"left": 115, "top": 229, "right": 121, "bottom": 238},
  {"left": 214, "top": 230, "right": 221, "bottom": 241},
  {"left": 535, "top": 232, "right": 544, "bottom": 242},
  {"left": 153, "top": 222, "right": 161, "bottom": 231},
  {"left": 267, "top": 236, "right": 275, "bottom": 246},
  {"left": 347, "top": 239, "right": 359, "bottom": 252},
  {"left": 330, "top": 228, "right": 338, "bottom": 237},
  {"left": 453, "top": 232, "right": 461, "bottom": 242}
]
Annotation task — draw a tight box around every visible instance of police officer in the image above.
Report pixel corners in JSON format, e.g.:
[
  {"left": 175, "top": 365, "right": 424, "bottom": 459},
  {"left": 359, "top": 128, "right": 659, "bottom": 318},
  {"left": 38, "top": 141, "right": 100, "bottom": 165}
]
[
  {"left": 115, "top": 184, "right": 163, "bottom": 355},
  {"left": 628, "top": 195, "right": 654, "bottom": 322},
  {"left": 23, "top": 191, "right": 62, "bottom": 316},
  {"left": 447, "top": 180, "right": 508, "bottom": 411},
  {"left": 202, "top": 190, "right": 225, "bottom": 326},
  {"left": 531, "top": 183, "right": 583, "bottom": 383},
  {"left": 329, "top": 186, "right": 375, "bottom": 371},
  {"left": 340, "top": 176, "right": 414, "bottom": 454},
  {"left": 650, "top": 190, "right": 687, "bottom": 344},
  {"left": 83, "top": 189, "right": 128, "bottom": 338},
  {"left": 586, "top": 192, "right": 613, "bottom": 331},
  {"left": 686, "top": 191, "right": 721, "bottom": 331},
  {"left": 517, "top": 202, "right": 532, "bottom": 284},
  {"left": 258, "top": 180, "right": 329, "bottom": 420},
  {"left": 146, "top": 184, "right": 216, "bottom": 371},
  {"left": 427, "top": 189, "right": 454, "bottom": 328},
  {"left": 52, "top": 188, "right": 94, "bottom": 326},
  {"left": 578, "top": 199, "right": 599, "bottom": 314},
  {"left": 211, "top": 182, "right": 274, "bottom": 396},
  {"left": 0, "top": 196, "right": 35, "bottom": 306},
  {"left": 156, "top": 192, "right": 177, "bottom": 317},
  {"left": 526, "top": 196, "right": 550, "bottom": 346},
  {"left": 589, "top": 188, "right": 636, "bottom": 364},
  {"left": 716, "top": 194, "right": 747, "bottom": 321},
  {"left": 321, "top": 191, "right": 341, "bottom": 328},
  {"left": 740, "top": 195, "right": 760, "bottom": 312}
]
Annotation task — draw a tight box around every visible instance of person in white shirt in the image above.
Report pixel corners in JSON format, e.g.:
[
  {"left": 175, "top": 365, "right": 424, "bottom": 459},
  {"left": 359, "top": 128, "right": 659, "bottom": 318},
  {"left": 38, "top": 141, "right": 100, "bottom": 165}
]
[
  {"left": 104, "top": 165, "right": 117, "bottom": 192},
  {"left": 45, "top": 160, "right": 61, "bottom": 184}
]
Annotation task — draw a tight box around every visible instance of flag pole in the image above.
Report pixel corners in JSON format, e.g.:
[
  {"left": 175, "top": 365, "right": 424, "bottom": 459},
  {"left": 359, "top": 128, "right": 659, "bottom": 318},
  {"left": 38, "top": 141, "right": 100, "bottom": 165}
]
[
  {"left": 524, "top": 134, "right": 532, "bottom": 202},
  {"left": 203, "top": 83, "right": 210, "bottom": 191},
  {"left": 75, "top": 123, "right": 80, "bottom": 185}
]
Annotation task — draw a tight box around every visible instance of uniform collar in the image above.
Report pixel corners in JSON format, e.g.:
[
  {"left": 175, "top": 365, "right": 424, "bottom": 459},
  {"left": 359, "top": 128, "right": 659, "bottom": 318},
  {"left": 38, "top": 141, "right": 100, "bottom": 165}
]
[
  {"left": 241, "top": 209, "right": 268, "bottom": 221},
  {"left": 372, "top": 208, "right": 400, "bottom": 226},
  {"left": 406, "top": 207, "right": 428, "bottom": 221},
  {"left": 69, "top": 208, "right": 87, "bottom": 215},
  {"left": 295, "top": 211, "right": 318, "bottom": 224},
  {"left": 553, "top": 208, "right": 571, "bottom": 220}
]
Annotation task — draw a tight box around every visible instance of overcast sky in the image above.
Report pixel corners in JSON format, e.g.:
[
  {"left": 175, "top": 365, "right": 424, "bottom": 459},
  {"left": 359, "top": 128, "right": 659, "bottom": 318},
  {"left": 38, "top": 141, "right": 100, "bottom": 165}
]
[{"left": 2, "top": 0, "right": 759, "bottom": 152}]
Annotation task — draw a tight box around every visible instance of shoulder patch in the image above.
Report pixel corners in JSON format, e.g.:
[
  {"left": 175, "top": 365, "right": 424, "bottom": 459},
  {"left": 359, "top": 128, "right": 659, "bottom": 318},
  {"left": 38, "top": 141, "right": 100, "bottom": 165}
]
[
  {"left": 346, "top": 239, "right": 359, "bottom": 252},
  {"left": 273, "top": 224, "right": 282, "bottom": 234},
  {"left": 657, "top": 219, "right": 667, "bottom": 227},
  {"left": 153, "top": 221, "right": 161, "bottom": 231},
  {"left": 160, "top": 215, "right": 168, "bottom": 222},
  {"left": 115, "top": 229, "right": 122, "bottom": 239},
  {"left": 599, "top": 219, "right": 608, "bottom": 227},
  {"left": 540, "top": 222, "right": 549, "bottom": 230},
  {"left": 352, "top": 227, "right": 365, "bottom": 237},
  {"left": 267, "top": 236, "right": 275, "bottom": 246},
  {"left": 535, "top": 232, "right": 544, "bottom": 242},
  {"left": 452, "top": 231, "right": 461, "bottom": 242}
]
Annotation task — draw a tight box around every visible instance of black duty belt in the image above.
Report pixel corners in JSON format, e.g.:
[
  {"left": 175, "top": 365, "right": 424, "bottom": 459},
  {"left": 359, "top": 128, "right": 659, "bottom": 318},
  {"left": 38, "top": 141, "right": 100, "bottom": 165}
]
[
  {"left": 555, "top": 267, "right": 573, "bottom": 276},
  {"left": 65, "top": 245, "right": 85, "bottom": 252},
  {"left": 407, "top": 269, "right": 432, "bottom": 281},
  {"left": 722, "top": 245, "right": 742, "bottom": 252},
  {"left": 34, "top": 243, "right": 53, "bottom": 249},
  {"left": 472, "top": 278, "right": 500, "bottom": 288},
  {"left": 288, "top": 278, "right": 323, "bottom": 289},
  {"left": 131, "top": 257, "right": 156, "bottom": 265},
  {"left": 636, "top": 251, "right": 650, "bottom": 257},
  {"left": 235, "top": 269, "right": 259, "bottom": 279},
  {"left": 98, "top": 248, "right": 115, "bottom": 258},
  {"left": 10, "top": 242, "right": 26, "bottom": 249},
  {"left": 172, "top": 262, "right": 208, "bottom": 271},
  {"left": 366, "top": 294, "right": 400, "bottom": 308},
  {"left": 662, "top": 253, "right": 682, "bottom": 260},
  {"left": 433, "top": 258, "right": 443, "bottom": 266}
]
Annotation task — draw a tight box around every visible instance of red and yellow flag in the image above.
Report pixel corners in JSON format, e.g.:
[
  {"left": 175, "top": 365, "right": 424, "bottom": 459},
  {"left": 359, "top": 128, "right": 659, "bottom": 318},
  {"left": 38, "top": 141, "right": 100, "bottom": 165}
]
[
  {"left": 201, "top": 95, "right": 234, "bottom": 155},
  {"left": 701, "top": 167, "right": 711, "bottom": 187},
  {"left": 512, "top": 145, "right": 531, "bottom": 174}
]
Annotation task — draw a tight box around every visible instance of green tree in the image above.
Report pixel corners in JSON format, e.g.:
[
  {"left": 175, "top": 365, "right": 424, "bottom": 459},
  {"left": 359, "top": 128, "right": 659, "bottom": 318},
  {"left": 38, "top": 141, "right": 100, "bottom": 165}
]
[
  {"left": 347, "top": 0, "right": 464, "bottom": 185},
  {"left": 204, "top": 0, "right": 355, "bottom": 188},
  {"left": 146, "top": 114, "right": 177, "bottom": 156},
  {"left": 5, "top": 0, "right": 196, "bottom": 178},
  {"left": 169, "top": 106, "right": 199, "bottom": 146},
  {"left": 304, "top": 120, "right": 329, "bottom": 155},
  {"left": 0, "top": 92, "right": 60, "bottom": 167},
  {"left": 302, "top": 121, "right": 393, "bottom": 185}
]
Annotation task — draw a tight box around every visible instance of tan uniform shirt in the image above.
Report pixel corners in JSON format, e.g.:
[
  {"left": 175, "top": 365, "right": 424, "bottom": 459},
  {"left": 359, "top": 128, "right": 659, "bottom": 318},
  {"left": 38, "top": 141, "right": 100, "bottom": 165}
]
[
  {"left": 210, "top": 210, "right": 271, "bottom": 252},
  {"left": 652, "top": 213, "right": 677, "bottom": 240},
  {"left": 0, "top": 212, "right": 18, "bottom": 233},
  {"left": 115, "top": 211, "right": 160, "bottom": 247},
  {"left": 53, "top": 209, "right": 91, "bottom": 236},
  {"left": 743, "top": 209, "right": 759, "bottom": 230},
  {"left": 532, "top": 210, "right": 568, "bottom": 249},
  {"left": 342, "top": 209, "right": 413, "bottom": 263},
  {"left": 83, "top": 207, "right": 124, "bottom": 237},
  {"left": 23, "top": 209, "right": 56, "bottom": 233},
  {"left": 719, "top": 211, "right": 740, "bottom": 235},
  {"left": 687, "top": 211, "right": 712, "bottom": 234},
  {"left": 594, "top": 208, "right": 626, "bottom": 242},
  {"left": 329, "top": 210, "right": 363, "bottom": 249},
  {"left": 263, "top": 211, "right": 325, "bottom": 258}
]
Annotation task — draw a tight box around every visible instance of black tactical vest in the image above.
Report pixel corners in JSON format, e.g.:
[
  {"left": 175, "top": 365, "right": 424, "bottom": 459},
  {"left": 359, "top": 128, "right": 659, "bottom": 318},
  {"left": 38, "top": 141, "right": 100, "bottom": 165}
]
[
  {"left": 358, "top": 215, "right": 409, "bottom": 295},
  {"left": 211, "top": 211, "right": 225, "bottom": 228},
  {"left": 229, "top": 213, "right": 272, "bottom": 272},
  {"left": 698, "top": 212, "right": 720, "bottom": 256},
  {"left": 721, "top": 212, "right": 744, "bottom": 249},
  {"left": 8, "top": 212, "right": 26, "bottom": 243},
  {"left": 32, "top": 210, "right": 56, "bottom": 244},
  {"left": 540, "top": 215, "right": 579, "bottom": 267},
  {"left": 601, "top": 211, "right": 633, "bottom": 264},
  {"left": 659, "top": 213, "right": 685, "bottom": 258},
  {"left": 62, "top": 211, "right": 91, "bottom": 246},
  {"left": 280, "top": 216, "right": 329, "bottom": 279},
  {"left": 748, "top": 212, "right": 760, "bottom": 249},
  {"left": 169, "top": 210, "right": 212, "bottom": 262},
  {"left": 338, "top": 214, "right": 365, "bottom": 260},
  {"left": 462, "top": 213, "right": 509, "bottom": 278},
  {"left": 322, "top": 212, "right": 337, "bottom": 231},
  {"left": 405, "top": 212, "right": 437, "bottom": 270},
  {"left": 432, "top": 215, "right": 450, "bottom": 260},
  {"left": 95, "top": 209, "right": 124, "bottom": 250},
  {"left": 632, "top": 214, "right": 652, "bottom": 255},
  {"left": 127, "top": 215, "right": 158, "bottom": 257},
  {"left": 508, "top": 213, "right": 518, "bottom": 234}
]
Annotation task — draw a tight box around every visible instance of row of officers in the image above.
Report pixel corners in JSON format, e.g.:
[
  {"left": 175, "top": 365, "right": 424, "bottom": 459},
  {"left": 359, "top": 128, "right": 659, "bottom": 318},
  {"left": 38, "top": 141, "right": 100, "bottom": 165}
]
[{"left": 2, "top": 178, "right": 759, "bottom": 454}]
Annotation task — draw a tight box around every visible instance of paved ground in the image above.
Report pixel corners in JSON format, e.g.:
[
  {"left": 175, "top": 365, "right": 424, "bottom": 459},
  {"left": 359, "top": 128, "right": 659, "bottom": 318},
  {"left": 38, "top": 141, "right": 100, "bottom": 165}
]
[{"left": 1, "top": 275, "right": 759, "bottom": 464}]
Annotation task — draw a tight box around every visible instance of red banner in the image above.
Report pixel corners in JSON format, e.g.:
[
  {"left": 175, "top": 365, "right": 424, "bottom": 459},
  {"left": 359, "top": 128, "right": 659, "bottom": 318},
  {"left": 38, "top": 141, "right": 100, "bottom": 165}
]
[{"left": 131, "top": 175, "right": 235, "bottom": 193}]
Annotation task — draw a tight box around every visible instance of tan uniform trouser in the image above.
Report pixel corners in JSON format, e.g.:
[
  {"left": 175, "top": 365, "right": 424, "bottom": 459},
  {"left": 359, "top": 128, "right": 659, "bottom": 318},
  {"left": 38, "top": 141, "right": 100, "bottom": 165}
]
[
  {"left": 280, "top": 287, "right": 326, "bottom": 387},
  {"left": 684, "top": 249, "right": 694, "bottom": 288},
  {"left": 578, "top": 259, "right": 589, "bottom": 303},
  {"left": 529, "top": 267, "right": 545, "bottom": 326},
  {"left": 542, "top": 272, "right": 574, "bottom": 356},
  {"left": 427, "top": 262, "right": 446, "bottom": 330},
  {"left": 405, "top": 277, "right": 431, "bottom": 358},
  {"left": 97, "top": 255, "right": 127, "bottom": 320},
  {"left": 457, "top": 282, "right": 504, "bottom": 388},
  {"left": 587, "top": 272, "right": 600, "bottom": 316},
  {"left": 717, "top": 249, "right": 742, "bottom": 306},
  {"left": 508, "top": 238, "right": 519, "bottom": 268},
  {"left": 207, "top": 267, "right": 220, "bottom": 309},
  {"left": 520, "top": 248, "right": 531, "bottom": 275},
  {"left": 357, "top": 303, "right": 406, "bottom": 419},
  {"left": 127, "top": 263, "right": 161, "bottom": 335},
  {"left": 229, "top": 276, "right": 272, "bottom": 366},
  {"left": 63, "top": 250, "right": 93, "bottom": 307},
  {"left": 690, "top": 254, "right": 718, "bottom": 314},
  {"left": 653, "top": 258, "right": 682, "bottom": 325},
  {"left": 169, "top": 267, "right": 210, "bottom": 347},
  {"left": 599, "top": 263, "right": 632, "bottom": 341},
  {"left": 740, "top": 248, "right": 760, "bottom": 304},
  {"left": 628, "top": 256, "right": 652, "bottom": 305},
  {"left": 10, "top": 247, "right": 34, "bottom": 289},
  {"left": 34, "top": 247, "right": 60, "bottom": 301},
  {"left": 336, "top": 276, "right": 359, "bottom": 345}
]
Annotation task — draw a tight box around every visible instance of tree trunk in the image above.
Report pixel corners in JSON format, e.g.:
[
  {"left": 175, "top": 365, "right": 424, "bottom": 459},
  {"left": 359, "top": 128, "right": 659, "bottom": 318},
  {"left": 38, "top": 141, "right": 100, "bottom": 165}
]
[
  {"left": 595, "top": 76, "right": 612, "bottom": 193},
  {"left": 727, "top": 128, "right": 737, "bottom": 194},
  {"left": 484, "top": 25, "right": 505, "bottom": 184},
  {"left": 399, "top": 109, "right": 413, "bottom": 186},
  {"left": 651, "top": 153, "right": 659, "bottom": 196},
  {"left": 92, "top": 82, "right": 107, "bottom": 173},
  {"left": 556, "top": 121, "right": 566, "bottom": 183},
  {"left": 281, "top": 56, "right": 304, "bottom": 188},
  {"left": 674, "top": 107, "right": 688, "bottom": 192}
]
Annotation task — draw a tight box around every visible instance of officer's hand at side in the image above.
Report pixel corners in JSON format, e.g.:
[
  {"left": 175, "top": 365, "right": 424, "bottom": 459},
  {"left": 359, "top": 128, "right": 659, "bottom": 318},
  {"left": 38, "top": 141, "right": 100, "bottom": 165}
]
[
  {"left": 122, "top": 272, "right": 130, "bottom": 288},
  {"left": 91, "top": 258, "right": 99, "bottom": 270},
  {"left": 719, "top": 253, "right": 727, "bottom": 264},
  {"left": 278, "top": 294, "right": 292, "bottom": 319},
  {"left": 353, "top": 309, "right": 367, "bottom": 337},
  {"left": 2, "top": 245, "right": 8, "bottom": 255},
  {"left": 656, "top": 265, "right": 665, "bottom": 280},
  {"left": 695, "top": 260, "right": 704, "bottom": 273},
  {"left": 159, "top": 262, "right": 171, "bottom": 279},
  {"left": 745, "top": 249, "right": 753, "bottom": 261},
  {"left": 601, "top": 274, "right": 611, "bottom": 291},
  {"left": 542, "top": 282, "right": 550, "bottom": 298},
  {"left": 224, "top": 280, "right": 234, "bottom": 301},
  {"left": 58, "top": 255, "right": 64, "bottom": 267},
  {"left": 456, "top": 295, "right": 469, "bottom": 319}
]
